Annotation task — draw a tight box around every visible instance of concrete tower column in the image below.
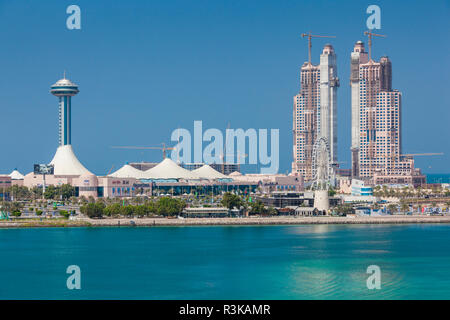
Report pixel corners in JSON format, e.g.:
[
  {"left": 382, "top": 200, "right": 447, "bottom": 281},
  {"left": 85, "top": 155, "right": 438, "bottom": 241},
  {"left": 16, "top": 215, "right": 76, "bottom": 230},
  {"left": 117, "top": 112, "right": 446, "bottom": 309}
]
[
  {"left": 350, "top": 41, "right": 368, "bottom": 178},
  {"left": 50, "top": 73, "right": 79, "bottom": 146},
  {"left": 319, "top": 44, "right": 339, "bottom": 164}
]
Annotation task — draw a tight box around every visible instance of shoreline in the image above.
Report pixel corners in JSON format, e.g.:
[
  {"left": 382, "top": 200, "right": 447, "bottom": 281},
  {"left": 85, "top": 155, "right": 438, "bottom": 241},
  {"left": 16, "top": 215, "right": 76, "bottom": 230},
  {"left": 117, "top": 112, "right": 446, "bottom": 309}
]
[{"left": 1, "top": 215, "right": 450, "bottom": 228}]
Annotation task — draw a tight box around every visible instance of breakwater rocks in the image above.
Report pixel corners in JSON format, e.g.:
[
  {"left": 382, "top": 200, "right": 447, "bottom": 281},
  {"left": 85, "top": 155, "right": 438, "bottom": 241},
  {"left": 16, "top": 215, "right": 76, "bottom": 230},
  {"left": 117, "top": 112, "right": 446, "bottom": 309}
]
[
  {"left": 84, "top": 215, "right": 450, "bottom": 227},
  {"left": 2, "top": 216, "right": 450, "bottom": 228}
]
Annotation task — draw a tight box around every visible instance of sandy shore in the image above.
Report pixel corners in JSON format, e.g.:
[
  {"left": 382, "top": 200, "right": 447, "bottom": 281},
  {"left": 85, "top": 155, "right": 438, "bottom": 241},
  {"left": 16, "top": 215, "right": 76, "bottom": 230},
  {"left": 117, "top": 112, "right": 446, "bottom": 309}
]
[{"left": 2, "top": 215, "right": 450, "bottom": 228}]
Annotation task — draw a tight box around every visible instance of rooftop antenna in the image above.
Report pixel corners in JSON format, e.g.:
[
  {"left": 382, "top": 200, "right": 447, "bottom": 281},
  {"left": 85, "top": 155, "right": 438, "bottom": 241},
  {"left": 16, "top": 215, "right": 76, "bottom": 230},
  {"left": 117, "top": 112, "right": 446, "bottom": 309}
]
[
  {"left": 364, "top": 30, "right": 386, "bottom": 61},
  {"left": 301, "top": 31, "right": 336, "bottom": 64},
  {"left": 63, "top": 70, "right": 66, "bottom": 79}
]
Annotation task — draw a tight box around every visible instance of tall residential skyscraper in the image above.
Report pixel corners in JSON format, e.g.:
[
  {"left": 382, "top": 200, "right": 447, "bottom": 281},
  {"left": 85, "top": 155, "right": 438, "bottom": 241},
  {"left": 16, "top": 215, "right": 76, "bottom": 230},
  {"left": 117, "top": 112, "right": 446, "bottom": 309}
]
[
  {"left": 292, "top": 44, "right": 339, "bottom": 183},
  {"left": 350, "top": 41, "right": 425, "bottom": 185}
]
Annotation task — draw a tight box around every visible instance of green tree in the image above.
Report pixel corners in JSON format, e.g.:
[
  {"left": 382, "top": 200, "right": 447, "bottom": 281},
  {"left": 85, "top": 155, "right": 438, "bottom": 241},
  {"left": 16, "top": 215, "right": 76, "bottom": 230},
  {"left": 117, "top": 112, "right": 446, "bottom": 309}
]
[
  {"left": 60, "top": 184, "right": 76, "bottom": 200},
  {"left": 120, "top": 205, "right": 134, "bottom": 217},
  {"left": 221, "top": 192, "right": 243, "bottom": 210},
  {"left": 44, "top": 185, "right": 58, "bottom": 200},
  {"left": 146, "top": 201, "right": 157, "bottom": 215},
  {"left": 103, "top": 203, "right": 121, "bottom": 217},
  {"left": 81, "top": 203, "right": 104, "bottom": 218},
  {"left": 1, "top": 201, "right": 23, "bottom": 215},
  {"left": 334, "top": 204, "right": 354, "bottom": 216},
  {"left": 11, "top": 211, "right": 21, "bottom": 217},
  {"left": 328, "top": 187, "right": 337, "bottom": 197},
  {"left": 59, "top": 210, "right": 70, "bottom": 219},
  {"left": 156, "top": 197, "right": 186, "bottom": 216},
  {"left": 31, "top": 186, "right": 43, "bottom": 199},
  {"left": 134, "top": 205, "right": 148, "bottom": 217},
  {"left": 249, "top": 200, "right": 266, "bottom": 215},
  {"left": 8, "top": 185, "right": 31, "bottom": 200},
  {"left": 400, "top": 202, "right": 409, "bottom": 213},
  {"left": 387, "top": 203, "right": 398, "bottom": 214}
]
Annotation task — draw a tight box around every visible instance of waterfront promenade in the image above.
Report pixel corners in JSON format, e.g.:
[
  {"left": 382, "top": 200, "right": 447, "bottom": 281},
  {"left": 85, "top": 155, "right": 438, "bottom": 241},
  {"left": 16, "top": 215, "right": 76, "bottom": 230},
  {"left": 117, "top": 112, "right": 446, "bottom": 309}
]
[{"left": 2, "top": 215, "right": 450, "bottom": 228}]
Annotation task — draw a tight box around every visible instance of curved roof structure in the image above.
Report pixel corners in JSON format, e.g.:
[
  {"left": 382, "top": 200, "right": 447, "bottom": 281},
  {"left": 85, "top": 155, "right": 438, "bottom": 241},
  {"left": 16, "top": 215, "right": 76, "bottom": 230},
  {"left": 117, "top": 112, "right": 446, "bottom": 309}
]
[
  {"left": 192, "top": 165, "right": 230, "bottom": 179},
  {"left": 52, "top": 78, "right": 78, "bottom": 87},
  {"left": 229, "top": 171, "right": 243, "bottom": 177},
  {"left": 143, "top": 158, "right": 199, "bottom": 180},
  {"left": 49, "top": 145, "right": 92, "bottom": 176},
  {"left": 9, "top": 169, "right": 25, "bottom": 180},
  {"left": 50, "top": 74, "right": 79, "bottom": 96},
  {"left": 109, "top": 164, "right": 146, "bottom": 179}
]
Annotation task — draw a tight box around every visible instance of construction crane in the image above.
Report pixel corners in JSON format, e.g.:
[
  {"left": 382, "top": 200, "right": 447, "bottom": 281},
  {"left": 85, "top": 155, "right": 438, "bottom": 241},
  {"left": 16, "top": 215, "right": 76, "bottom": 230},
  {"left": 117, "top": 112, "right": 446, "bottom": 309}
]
[
  {"left": 301, "top": 31, "right": 336, "bottom": 64},
  {"left": 300, "top": 32, "right": 335, "bottom": 181},
  {"left": 402, "top": 153, "right": 444, "bottom": 157},
  {"left": 107, "top": 165, "right": 115, "bottom": 175},
  {"left": 364, "top": 30, "right": 386, "bottom": 61},
  {"left": 111, "top": 143, "right": 176, "bottom": 160},
  {"left": 381, "top": 152, "right": 444, "bottom": 161},
  {"left": 362, "top": 30, "right": 386, "bottom": 174}
]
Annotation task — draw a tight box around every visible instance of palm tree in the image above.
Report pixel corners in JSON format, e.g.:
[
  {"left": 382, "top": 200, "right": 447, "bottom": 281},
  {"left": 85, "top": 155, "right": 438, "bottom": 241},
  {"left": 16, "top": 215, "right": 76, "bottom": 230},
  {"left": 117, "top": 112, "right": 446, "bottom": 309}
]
[
  {"left": 400, "top": 202, "right": 409, "bottom": 213},
  {"left": 387, "top": 203, "right": 397, "bottom": 214}
]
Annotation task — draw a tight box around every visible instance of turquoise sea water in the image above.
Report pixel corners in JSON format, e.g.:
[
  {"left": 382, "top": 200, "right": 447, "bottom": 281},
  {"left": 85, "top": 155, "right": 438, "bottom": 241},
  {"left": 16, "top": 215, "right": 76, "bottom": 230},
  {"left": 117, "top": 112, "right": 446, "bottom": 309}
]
[
  {"left": 1, "top": 224, "right": 450, "bottom": 299},
  {"left": 426, "top": 173, "right": 450, "bottom": 184}
]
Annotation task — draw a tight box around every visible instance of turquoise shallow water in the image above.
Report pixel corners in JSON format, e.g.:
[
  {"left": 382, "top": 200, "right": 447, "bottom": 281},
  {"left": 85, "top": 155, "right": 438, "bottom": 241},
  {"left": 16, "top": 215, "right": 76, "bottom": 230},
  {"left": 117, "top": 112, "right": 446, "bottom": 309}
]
[
  {"left": 426, "top": 173, "right": 450, "bottom": 183},
  {"left": 1, "top": 224, "right": 450, "bottom": 299}
]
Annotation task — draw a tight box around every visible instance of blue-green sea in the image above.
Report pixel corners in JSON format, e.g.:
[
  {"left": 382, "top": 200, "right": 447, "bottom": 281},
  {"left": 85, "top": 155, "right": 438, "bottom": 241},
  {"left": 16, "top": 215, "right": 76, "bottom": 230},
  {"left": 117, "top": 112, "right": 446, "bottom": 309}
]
[
  {"left": 1, "top": 224, "right": 450, "bottom": 299},
  {"left": 426, "top": 173, "right": 450, "bottom": 184}
]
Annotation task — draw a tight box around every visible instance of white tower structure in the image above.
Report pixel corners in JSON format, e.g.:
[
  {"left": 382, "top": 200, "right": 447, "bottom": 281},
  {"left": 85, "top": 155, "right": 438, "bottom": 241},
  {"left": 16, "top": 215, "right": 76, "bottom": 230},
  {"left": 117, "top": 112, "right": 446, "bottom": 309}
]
[
  {"left": 312, "top": 138, "right": 331, "bottom": 213},
  {"left": 350, "top": 41, "right": 368, "bottom": 178},
  {"left": 319, "top": 44, "right": 339, "bottom": 164},
  {"left": 49, "top": 74, "right": 92, "bottom": 176},
  {"left": 50, "top": 72, "right": 79, "bottom": 146},
  {"left": 292, "top": 43, "right": 339, "bottom": 186}
]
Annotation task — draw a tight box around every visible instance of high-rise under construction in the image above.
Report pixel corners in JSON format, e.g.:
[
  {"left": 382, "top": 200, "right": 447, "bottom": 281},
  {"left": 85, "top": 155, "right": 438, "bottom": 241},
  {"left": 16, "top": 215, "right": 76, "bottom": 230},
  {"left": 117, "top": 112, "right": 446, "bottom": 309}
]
[
  {"left": 292, "top": 44, "right": 339, "bottom": 183},
  {"left": 350, "top": 40, "right": 425, "bottom": 185}
]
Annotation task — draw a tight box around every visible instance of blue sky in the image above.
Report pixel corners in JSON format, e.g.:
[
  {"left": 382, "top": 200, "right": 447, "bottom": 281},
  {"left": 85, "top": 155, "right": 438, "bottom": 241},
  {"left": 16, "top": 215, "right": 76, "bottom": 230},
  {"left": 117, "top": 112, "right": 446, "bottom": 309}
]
[{"left": 0, "top": 0, "right": 449, "bottom": 175}]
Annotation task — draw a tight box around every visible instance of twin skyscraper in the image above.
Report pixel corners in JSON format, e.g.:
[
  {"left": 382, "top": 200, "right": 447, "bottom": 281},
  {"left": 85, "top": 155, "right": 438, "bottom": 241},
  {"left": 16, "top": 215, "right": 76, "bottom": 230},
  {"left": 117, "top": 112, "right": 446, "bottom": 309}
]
[{"left": 292, "top": 36, "right": 424, "bottom": 186}]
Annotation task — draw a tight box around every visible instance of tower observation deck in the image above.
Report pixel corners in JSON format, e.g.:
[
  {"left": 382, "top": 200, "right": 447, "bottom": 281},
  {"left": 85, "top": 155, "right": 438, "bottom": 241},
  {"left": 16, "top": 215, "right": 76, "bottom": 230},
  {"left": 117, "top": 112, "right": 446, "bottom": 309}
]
[{"left": 50, "top": 73, "right": 79, "bottom": 146}]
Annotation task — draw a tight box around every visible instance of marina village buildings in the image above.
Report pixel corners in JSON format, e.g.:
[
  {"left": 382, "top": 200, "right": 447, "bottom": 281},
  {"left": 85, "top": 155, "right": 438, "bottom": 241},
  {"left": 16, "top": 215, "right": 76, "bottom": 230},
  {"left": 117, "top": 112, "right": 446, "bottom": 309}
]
[
  {"left": 8, "top": 75, "right": 302, "bottom": 199},
  {"left": 2, "top": 37, "right": 430, "bottom": 203}
]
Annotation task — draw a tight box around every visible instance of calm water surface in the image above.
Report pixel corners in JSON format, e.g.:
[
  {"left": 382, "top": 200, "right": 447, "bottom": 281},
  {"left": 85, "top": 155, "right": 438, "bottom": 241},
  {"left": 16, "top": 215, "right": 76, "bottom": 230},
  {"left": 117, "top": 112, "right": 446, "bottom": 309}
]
[{"left": 1, "top": 224, "right": 450, "bottom": 299}]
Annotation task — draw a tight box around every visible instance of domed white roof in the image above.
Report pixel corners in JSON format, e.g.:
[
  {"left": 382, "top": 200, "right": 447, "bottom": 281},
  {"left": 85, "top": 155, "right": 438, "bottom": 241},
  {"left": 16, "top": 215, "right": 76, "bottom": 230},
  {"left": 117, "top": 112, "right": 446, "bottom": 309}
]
[
  {"left": 192, "top": 165, "right": 229, "bottom": 179},
  {"left": 109, "top": 164, "right": 146, "bottom": 179},
  {"left": 53, "top": 78, "right": 77, "bottom": 86},
  {"left": 143, "top": 158, "right": 199, "bottom": 180},
  {"left": 229, "top": 171, "right": 242, "bottom": 176},
  {"left": 49, "top": 145, "right": 92, "bottom": 176}
]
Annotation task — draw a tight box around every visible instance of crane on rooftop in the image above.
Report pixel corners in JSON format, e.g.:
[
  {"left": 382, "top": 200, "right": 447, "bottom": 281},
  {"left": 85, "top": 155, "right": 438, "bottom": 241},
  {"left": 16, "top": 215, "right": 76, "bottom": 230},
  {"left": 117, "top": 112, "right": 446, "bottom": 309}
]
[
  {"left": 301, "top": 32, "right": 336, "bottom": 64},
  {"left": 363, "top": 30, "right": 386, "bottom": 61},
  {"left": 383, "top": 152, "right": 444, "bottom": 160}
]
